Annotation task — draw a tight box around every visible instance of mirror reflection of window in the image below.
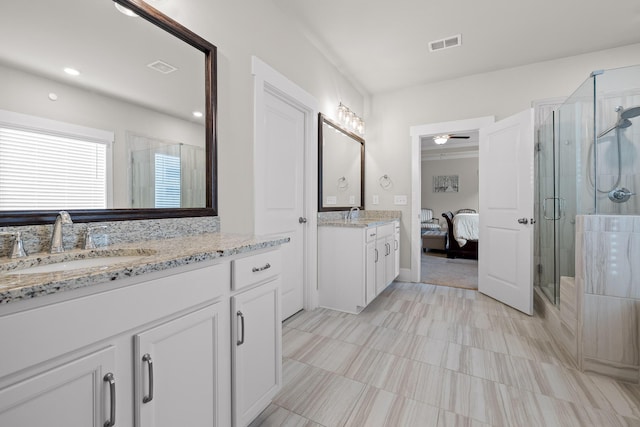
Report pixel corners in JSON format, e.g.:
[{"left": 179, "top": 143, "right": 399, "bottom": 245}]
[{"left": 0, "top": 110, "right": 112, "bottom": 210}]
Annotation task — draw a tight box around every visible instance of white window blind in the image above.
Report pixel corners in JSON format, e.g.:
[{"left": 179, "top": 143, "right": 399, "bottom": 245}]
[
  {"left": 0, "top": 124, "right": 108, "bottom": 210},
  {"left": 154, "top": 153, "right": 181, "bottom": 208}
]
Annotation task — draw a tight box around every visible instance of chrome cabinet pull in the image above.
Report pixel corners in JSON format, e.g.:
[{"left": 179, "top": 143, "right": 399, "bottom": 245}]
[
  {"left": 252, "top": 263, "right": 271, "bottom": 273},
  {"left": 395, "top": 239, "right": 398, "bottom": 250},
  {"left": 103, "top": 373, "right": 116, "bottom": 427},
  {"left": 298, "top": 217, "right": 307, "bottom": 224},
  {"left": 142, "top": 354, "right": 154, "bottom": 403},
  {"left": 237, "top": 311, "right": 245, "bottom": 346},
  {"left": 517, "top": 218, "right": 529, "bottom": 224},
  {"left": 374, "top": 249, "right": 378, "bottom": 263}
]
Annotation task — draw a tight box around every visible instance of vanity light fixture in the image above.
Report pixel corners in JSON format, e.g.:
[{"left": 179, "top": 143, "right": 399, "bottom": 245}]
[
  {"left": 114, "top": 3, "right": 138, "bottom": 17},
  {"left": 337, "top": 102, "right": 365, "bottom": 136},
  {"left": 63, "top": 67, "right": 80, "bottom": 76}
]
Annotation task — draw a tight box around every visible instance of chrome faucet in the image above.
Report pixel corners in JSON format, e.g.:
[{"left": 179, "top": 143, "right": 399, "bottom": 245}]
[
  {"left": 51, "top": 211, "right": 73, "bottom": 253},
  {"left": 1, "top": 231, "right": 27, "bottom": 258},
  {"left": 348, "top": 207, "right": 360, "bottom": 221},
  {"left": 84, "top": 225, "right": 107, "bottom": 249}
]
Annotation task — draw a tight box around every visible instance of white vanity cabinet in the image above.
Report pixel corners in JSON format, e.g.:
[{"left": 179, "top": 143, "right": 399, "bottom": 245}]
[
  {"left": 135, "top": 303, "right": 224, "bottom": 427},
  {"left": 0, "top": 346, "right": 116, "bottom": 427},
  {"left": 319, "top": 220, "right": 400, "bottom": 314},
  {"left": 0, "top": 262, "right": 232, "bottom": 427},
  {"left": 231, "top": 250, "right": 282, "bottom": 427}
]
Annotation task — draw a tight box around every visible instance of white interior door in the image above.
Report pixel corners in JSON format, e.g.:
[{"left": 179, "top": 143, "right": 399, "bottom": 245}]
[
  {"left": 478, "top": 109, "right": 534, "bottom": 315},
  {"left": 255, "top": 89, "right": 305, "bottom": 320}
]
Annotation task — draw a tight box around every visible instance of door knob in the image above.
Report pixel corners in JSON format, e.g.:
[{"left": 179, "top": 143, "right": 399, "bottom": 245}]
[
  {"left": 517, "top": 218, "right": 529, "bottom": 224},
  {"left": 298, "top": 217, "right": 307, "bottom": 224}
]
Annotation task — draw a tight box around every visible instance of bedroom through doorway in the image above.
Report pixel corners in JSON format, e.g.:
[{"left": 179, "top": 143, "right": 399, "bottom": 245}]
[{"left": 414, "top": 118, "right": 488, "bottom": 290}]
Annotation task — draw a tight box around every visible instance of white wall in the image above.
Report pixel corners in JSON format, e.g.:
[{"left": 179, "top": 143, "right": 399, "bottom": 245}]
[
  {"left": 151, "top": 0, "right": 366, "bottom": 233},
  {"left": 421, "top": 157, "right": 479, "bottom": 221},
  {"left": 367, "top": 43, "right": 640, "bottom": 269}
]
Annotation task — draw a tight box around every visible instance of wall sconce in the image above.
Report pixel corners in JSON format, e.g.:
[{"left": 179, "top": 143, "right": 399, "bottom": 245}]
[{"left": 338, "top": 103, "right": 365, "bottom": 136}]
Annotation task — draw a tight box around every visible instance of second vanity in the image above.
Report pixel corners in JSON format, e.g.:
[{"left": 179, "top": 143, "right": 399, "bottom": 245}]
[
  {"left": 318, "top": 213, "right": 400, "bottom": 314},
  {"left": 0, "top": 231, "right": 287, "bottom": 427}
]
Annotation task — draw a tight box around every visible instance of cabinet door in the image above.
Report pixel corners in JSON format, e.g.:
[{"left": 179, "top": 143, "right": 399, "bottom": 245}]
[
  {"left": 384, "top": 235, "right": 396, "bottom": 288},
  {"left": 231, "top": 278, "right": 281, "bottom": 427},
  {"left": 365, "top": 240, "right": 376, "bottom": 304},
  {"left": 135, "top": 303, "right": 224, "bottom": 427},
  {"left": 375, "top": 237, "right": 387, "bottom": 296},
  {"left": 394, "top": 229, "right": 400, "bottom": 278},
  {"left": 0, "top": 346, "right": 116, "bottom": 427}
]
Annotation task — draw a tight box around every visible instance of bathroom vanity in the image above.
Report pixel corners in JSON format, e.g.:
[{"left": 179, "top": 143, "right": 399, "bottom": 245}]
[
  {"left": 318, "top": 217, "right": 400, "bottom": 314},
  {"left": 0, "top": 232, "right": 286, "bottom": 427}
]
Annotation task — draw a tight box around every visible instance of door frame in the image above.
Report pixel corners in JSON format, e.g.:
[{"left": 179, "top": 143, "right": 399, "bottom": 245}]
[
  {"left": 252, "top": 56, "right": 319, "bottom": 312},
  {"left": 409, "top": 116, "right": 494, "bottom": 282}
]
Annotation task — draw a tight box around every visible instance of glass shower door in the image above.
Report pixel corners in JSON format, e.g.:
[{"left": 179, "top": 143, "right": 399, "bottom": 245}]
[{"left": 536, "top": 110, "right": 558, "bottom": 304}]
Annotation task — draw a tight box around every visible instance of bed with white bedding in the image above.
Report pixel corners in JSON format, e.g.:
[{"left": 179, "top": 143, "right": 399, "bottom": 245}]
[{"left": 441, "top": 211, "right": 479, "bottom": 259}]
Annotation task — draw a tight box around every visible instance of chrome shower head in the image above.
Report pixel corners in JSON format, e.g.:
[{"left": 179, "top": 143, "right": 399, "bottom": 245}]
[
  {"left": 597, "top": 105, "right": 640, "bottom": 138},
  {"left": 620, "top": 106, "right": 640, "bottom": 120}
]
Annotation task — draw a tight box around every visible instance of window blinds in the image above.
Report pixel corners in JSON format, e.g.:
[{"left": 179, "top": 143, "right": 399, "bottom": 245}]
[{"left": 0, "top": 126, "right": 107, "bottom": 210}]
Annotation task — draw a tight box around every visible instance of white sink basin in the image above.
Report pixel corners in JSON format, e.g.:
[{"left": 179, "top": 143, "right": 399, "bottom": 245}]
[{"left": 6, "top": 256, "right": 148, "bottom": 275}]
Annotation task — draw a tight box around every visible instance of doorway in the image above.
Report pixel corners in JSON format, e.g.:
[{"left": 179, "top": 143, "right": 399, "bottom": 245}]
[{"left": 409, "top": 116, "right": 494, "bottom": 282}]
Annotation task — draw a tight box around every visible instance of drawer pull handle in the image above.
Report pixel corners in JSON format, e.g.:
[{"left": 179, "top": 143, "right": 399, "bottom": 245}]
[
  {"left": 237, "top": 311, "right": 245, "bottom": 345},
  {"left": 252, "top": 263, "right": 271, "bottom": 273},
  {"left": 104, "top": 373, "right": 116, "bottom": 427},
  {"left": 142, "top": 354, "right": 154, "bottom": 403}
]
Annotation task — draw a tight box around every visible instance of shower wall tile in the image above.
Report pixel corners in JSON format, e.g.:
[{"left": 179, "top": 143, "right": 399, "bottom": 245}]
[
  {"left": 582, "top": 293, "right": 640, "bottom": 383},
  {"left": 560, "top": 276, "right": 577, "bottom": 335},
  {"left": 576, "top": 214, "right": 640, "bottom": 382},
  {"left": 582, "top": 294, "right": 640, "bottom": 367},
  {"left": 583, "top": 230, "right": 640, "bottom": 299}
]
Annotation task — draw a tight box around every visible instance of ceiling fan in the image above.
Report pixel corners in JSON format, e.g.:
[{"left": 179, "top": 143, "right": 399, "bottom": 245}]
[{"left": 433, "top": 134, "right": 470, "bottom": 145}]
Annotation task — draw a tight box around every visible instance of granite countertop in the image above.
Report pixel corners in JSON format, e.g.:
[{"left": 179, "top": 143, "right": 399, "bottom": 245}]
[
  {"left": 0, "top": 232, "right": 289, "bottom": 305},
  {"left": 317, "top": 218, "right": 400, "bottom": 228}
]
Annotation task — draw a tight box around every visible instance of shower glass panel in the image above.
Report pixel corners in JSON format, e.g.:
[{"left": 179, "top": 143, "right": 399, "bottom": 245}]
[
  {"left": 536, "top": 109, "right": 559, "bottom": 304},
  {"left": 536, "top": 64, "right": 640, "bottom": 306},
  {"left": 131, "top": 142, "right": 205, "bottom": 208}
]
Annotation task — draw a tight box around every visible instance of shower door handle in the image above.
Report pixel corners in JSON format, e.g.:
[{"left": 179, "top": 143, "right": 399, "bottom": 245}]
[
  {"left": 517, "top": 218, "right": 529, "bottom": 224},
  {"left": 543, "top": 197, "right": 561, "bottom": 221}
]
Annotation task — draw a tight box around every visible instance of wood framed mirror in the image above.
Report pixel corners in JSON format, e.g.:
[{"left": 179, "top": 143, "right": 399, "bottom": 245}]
[
  {"left": 0, "top": 0, "right": 217, "bottom": 225},
  {"left": 318, "top": 113, "right": 364, "bottom": 212}
]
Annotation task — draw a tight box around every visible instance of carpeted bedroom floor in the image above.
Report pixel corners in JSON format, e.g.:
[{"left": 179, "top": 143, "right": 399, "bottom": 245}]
[{"left": 420, "top": 250, "right": 478, "bottom": 290}]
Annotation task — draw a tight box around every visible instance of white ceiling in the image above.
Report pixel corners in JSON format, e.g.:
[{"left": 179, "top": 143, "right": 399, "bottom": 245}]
[
  {"left": 272, "top": 0, "right": 640, "bottom": 95},
  {"left": 0, "top": 0, "right": 204, "bottom": 122}
]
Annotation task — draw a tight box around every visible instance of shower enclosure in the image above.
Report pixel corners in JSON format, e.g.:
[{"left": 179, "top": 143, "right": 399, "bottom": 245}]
[{"left": 535, "top": 65, "right": 640, "bottom": 305}]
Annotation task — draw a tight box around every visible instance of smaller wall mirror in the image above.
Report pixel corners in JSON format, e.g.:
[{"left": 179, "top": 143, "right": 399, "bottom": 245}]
[{"left": 318, "top": 113, "right": 364, "bottom": 211}]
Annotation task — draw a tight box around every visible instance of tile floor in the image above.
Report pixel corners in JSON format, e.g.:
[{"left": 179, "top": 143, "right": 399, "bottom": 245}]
[{"left": 250, "top": 281, "right": 640, "bottom": 427}]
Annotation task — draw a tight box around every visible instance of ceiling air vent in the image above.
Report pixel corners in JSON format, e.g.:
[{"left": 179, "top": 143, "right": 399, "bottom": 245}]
[
  {"left": 429, "top": 34, "right": 462, "bottom": 52},
  {"left": 147, "top": 60, "right": 178, "bottom": 74}
]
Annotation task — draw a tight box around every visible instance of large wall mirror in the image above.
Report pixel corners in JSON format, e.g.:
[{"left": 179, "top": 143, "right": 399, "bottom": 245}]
[
  {"left": 0, "top": 0, "right": 217, "bottom": 225},
  {"left": 318, "top": 114, "right": 364, "bottom": 212}
]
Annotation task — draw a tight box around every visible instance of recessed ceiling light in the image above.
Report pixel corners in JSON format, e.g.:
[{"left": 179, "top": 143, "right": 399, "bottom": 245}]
[
  {"left": 192, "top": 111, "right": 203, "bottom": 118},
  {"left": 114, "top": 3, "right": 138, "bottom": 17},
  {"left": 64, "top": 67, "right": 80, "bottom": 76}
]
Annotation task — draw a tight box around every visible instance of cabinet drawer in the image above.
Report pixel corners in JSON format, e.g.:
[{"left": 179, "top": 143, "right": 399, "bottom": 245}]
[
  {"left": 232, "top": 249, "right": 281, "bottom": 292},
  {"left": 365, "top": 228, "right": 378, "bottom": 243}
]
